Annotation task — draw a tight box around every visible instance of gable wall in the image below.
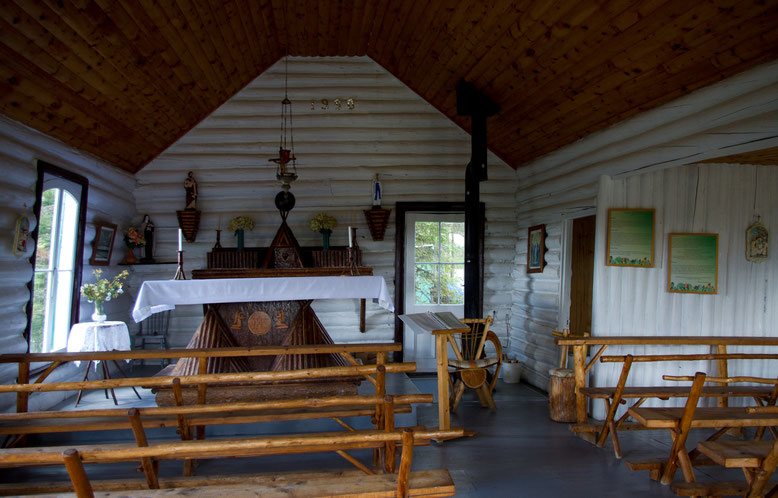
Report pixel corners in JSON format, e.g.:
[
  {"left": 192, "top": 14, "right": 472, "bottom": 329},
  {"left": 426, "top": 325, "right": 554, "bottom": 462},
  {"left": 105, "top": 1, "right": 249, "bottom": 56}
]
[{"left": 131, "top": 57, "right": 518, "bottom": 356}]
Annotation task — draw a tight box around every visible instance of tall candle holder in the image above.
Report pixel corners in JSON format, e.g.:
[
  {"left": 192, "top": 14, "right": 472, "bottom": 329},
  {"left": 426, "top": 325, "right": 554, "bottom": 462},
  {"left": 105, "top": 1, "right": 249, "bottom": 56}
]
[
  {"left": 213, "top": 229, "right": 222, "bottom": 249},
  {"left": 348, "top": 227, "right": 360, "bottom": 276},
  {"left": 173, "top": 250, "right": 187, "bottom": 280}
]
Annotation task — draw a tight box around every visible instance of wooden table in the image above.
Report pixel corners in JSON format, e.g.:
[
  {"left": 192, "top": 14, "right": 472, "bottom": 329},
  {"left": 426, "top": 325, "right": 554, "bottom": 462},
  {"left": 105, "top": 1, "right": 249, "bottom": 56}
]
[
  {"left": 553, "top": 336, "right": 778, "bottom": 424},
  {"left": 628, "top": 372, "right": 778, "bottom": 485}
]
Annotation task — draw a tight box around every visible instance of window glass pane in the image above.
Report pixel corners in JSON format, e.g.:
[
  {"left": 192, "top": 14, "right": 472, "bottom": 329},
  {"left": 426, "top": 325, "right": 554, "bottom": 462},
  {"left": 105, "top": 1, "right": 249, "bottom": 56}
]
[
  {"left": 52, "top": 269, "right": 74, "bottom": 351},
  {"left": 57, "top": 191, "right": 79, "bottom": 271},
  {"left": 414, "top": 264, "right": 438, "bottom": 305},
  {"left": 440, "top": 222, "right": 464, "bottom": 263},
  {"left": 439, "top": 264, "right": 464, "bottom": 304},
  {"left": 30, "top": 272, "right": 49, "bottom": 353},
  {"left": 35, "top": 189, "right": 57, "bottom": 271},
  {"left": 414, "top": 222, "right": 438, "bottom": 262}
]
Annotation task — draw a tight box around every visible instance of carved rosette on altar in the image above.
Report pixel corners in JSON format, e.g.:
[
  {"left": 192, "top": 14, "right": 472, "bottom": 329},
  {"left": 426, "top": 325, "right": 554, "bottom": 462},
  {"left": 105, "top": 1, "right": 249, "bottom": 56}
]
[{"left": 154, "top": 302, "right": 358, "bottom": 405}]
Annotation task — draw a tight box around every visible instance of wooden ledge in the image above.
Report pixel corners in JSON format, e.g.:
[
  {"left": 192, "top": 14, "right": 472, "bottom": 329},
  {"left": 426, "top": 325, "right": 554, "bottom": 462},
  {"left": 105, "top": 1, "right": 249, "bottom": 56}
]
[
  {"left": 697, "top": 440, "right": 776, "bottom": 468},
  {"left": 0, "top": 469, "right": 455, "bottom": 497}
]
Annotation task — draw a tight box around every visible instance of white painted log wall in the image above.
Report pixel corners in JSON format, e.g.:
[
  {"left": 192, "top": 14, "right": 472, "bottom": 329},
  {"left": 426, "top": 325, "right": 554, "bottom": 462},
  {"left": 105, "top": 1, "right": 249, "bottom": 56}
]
[
  {"left": 132, "top": 57, "right": 518, "bottom": 354},
  {"left": 590, "top": 164, "right": 778, "bottom": 419},
  {"left": 0, "top": 116, "right": 135, "bottom": 412},
  {"left": 512, "top": 59, "right": 778, "bottom": 392}
]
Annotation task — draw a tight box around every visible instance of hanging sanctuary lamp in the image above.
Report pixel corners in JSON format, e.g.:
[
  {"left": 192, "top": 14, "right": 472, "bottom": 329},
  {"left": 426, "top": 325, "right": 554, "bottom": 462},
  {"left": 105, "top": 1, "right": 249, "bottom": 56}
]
[
  {"left": 262, "top": 56, "right": 303, "bottom": 269},
  {"left": 269, "top": 56, "right": 298, "bottom": 221}
]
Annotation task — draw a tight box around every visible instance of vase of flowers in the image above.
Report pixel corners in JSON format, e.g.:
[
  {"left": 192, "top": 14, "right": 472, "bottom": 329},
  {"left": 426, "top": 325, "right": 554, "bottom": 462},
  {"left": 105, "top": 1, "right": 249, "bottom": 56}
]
[
  {"left": 309, "top": 213, "right": 338, "bottom": 251},
  {"left": 80, "top": 269, "right": 128, "bottom": 323},
  {"left": 228, "top": 216, "right": 254, "bottom": 251},
  {"left": 123, "top": 227, "right": 145, "bottom": 264}
]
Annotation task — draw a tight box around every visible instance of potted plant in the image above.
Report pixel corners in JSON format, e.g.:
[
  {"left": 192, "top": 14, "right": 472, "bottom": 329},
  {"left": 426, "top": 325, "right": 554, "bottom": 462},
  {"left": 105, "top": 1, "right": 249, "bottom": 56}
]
[
  {"left": 228, "top": 216, "right": 254, "bottom": 251},
  {"left": 309, "top": 212, "right": 338, "bottom": 250},
  {"left": 501, "top": 331, "right": 522, "bottom": 383},
  {"left": 80, "top": 269, "right": 129, "bottom": 323},
  {"left": 123, "top": 227, "right": 145, "bottom": 264}
]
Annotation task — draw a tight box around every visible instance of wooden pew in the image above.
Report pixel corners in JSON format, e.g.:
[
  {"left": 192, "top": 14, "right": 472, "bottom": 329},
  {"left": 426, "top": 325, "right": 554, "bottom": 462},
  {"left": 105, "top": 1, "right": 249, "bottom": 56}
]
[
  {"left": 0, "top": 343, "right": 402, "bottom": 414},
  {"left": 0, "top": 428, "right": 463, "bottom": 497},
  {"left": 578, "top": 353, "right": 778, "bottom": 457},
  {"left": 625, "top": 373, "right": 778, "bottom": 486},
  {"left": 552, "top": 336, "right": 778, "bottom": 429},
  {"left": 0, "top": 362, "right": 429, "bottom": 467}
]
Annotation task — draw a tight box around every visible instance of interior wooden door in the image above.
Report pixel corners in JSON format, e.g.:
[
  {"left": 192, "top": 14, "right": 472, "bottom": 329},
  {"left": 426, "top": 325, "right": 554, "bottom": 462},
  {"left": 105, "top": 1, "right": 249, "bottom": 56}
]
[{"left": 569, "top": 215, "right": 596, "bottom": 336}]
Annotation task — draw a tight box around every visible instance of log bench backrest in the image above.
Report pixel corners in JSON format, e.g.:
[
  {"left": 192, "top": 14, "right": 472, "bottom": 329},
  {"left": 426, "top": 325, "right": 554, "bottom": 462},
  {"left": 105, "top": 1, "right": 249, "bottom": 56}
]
[
  {"left": 0, "top": 428, "right": 464, "bottom": 498},
  {"left": 1, "top": 344, "right": 402, "bottom": 413},
  {"left": 0, "top": 363, "right": 415, "bottom": 395}
]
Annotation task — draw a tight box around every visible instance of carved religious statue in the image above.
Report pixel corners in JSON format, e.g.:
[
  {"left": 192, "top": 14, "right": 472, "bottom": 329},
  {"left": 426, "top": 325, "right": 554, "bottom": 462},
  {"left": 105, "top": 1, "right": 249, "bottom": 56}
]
[
  {"left": 184, "top": 171, "right": 198, "bottom": 210},
  {"left": 142, "top": 214, "right": 154, "bottom": 263}
]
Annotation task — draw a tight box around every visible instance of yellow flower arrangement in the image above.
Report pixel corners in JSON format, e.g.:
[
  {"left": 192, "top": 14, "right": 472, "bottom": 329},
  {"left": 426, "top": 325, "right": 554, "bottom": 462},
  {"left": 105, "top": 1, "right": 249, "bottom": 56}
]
[{"left": 309, "top": 212, "right": 338, "bottom": 233}]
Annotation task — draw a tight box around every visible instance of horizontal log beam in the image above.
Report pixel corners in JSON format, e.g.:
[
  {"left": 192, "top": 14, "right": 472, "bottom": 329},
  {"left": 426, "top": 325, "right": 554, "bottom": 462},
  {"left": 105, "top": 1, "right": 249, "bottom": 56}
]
[
  {"left": 555, "top": 336, "right": 778, "bottom": 346},
  {"left": 0, "top": 363, "right": 416, "bottom": 394},
  {"left": 0, "top": 428, "right": 466, "bottom": 466},
  {"left": 0, "top": 343, "right": 401, "bottom": 363},
  {"left": 601, "top": 353, "right": 778, "bottom": 362}
]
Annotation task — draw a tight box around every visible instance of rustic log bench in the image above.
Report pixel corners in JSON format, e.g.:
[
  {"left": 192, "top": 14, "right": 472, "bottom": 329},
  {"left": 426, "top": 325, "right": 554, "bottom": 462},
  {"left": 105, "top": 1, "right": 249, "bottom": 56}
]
[
  {"left": 576, "top": 353, "right": 778, "bottom": 457},
  {"left": 0, "top": 343, "right": 402, "bottom": 414},
  {"left": 0, "top": 427, "right": 463, "bottom": 497},
  {"left": 0, "top": 362, "right": 434, "bottom": 480},
  {"left": 624, "top": 373, "right": 778, "bottom": 487}
]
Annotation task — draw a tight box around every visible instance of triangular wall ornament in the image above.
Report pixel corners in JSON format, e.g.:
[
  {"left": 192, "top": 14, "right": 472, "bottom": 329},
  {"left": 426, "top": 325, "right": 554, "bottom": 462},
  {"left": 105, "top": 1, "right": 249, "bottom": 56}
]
[
  {"left": 261, "top": 220, "right": 303, "bottom": 268},
  {"left": 364, "top": 207, "right": 391, "bottom": 241}
]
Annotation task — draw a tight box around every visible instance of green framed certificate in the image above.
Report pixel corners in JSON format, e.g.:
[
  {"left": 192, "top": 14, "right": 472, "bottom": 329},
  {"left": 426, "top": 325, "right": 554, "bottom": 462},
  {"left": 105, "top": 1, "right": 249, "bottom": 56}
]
[
  {"left": 606, "top": 209, "right": 655, "bottom": 267},
  {"left": 668, "top": 233, "right": 718, "bottom": 294}
]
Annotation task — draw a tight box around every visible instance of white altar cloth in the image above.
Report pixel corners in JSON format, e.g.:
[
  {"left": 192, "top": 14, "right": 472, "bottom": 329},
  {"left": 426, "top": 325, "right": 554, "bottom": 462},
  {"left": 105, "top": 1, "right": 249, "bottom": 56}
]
[{"left": 132, "top": 275, "right": 394, "bottom": 322}]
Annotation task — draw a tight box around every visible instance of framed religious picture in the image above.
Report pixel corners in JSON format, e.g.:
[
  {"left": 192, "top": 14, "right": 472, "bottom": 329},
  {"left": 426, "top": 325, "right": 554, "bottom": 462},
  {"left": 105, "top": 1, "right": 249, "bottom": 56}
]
[
  {"left": 668, "top": 233, "right": 718, "bottom": 294},
  {"left": 606, "top": 209, "right": 655, "bottom": 267},
  {"left": 527, "top": 224, "right": 546, "bottom": 273},
  {"left": 90, "top": 222, "right": 117, "bottom": 266},
  {"left": 745, "top": 220, "right": 768, "bottom": 263}
]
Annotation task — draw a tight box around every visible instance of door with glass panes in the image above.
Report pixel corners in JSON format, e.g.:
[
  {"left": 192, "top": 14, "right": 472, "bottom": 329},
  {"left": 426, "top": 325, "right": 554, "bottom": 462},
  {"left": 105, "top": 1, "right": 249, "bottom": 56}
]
[{"left": 403, "top": 212, "right": 465, "bottom": 372}]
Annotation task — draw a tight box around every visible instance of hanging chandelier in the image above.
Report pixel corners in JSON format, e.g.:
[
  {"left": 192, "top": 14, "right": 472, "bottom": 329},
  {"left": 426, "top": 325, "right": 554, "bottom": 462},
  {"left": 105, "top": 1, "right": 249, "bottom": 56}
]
[{"left": 269, "top": 55, "right": 297, "bottom": 220}]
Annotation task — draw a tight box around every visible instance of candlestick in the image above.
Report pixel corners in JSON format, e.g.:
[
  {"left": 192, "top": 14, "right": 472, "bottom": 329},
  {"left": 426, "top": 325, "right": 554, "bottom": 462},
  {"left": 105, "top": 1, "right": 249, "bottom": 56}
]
[
  {"left": 178, "top": 229, "right": 183, "bottom": 251},
  {"left": 348, "top": 226, "right": 352, "bottom": 247},
  {"left": 173, "top": 250, "right": 186, "bottom": 280}
]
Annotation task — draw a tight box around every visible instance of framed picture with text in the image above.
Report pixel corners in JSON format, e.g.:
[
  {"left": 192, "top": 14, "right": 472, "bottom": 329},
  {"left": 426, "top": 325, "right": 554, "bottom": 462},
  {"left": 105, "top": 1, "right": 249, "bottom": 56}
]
[
  {"left": 527, "top": 224, "right": 546, "bottom": 273},
  {"left": 606, "top": 209, "right": 655, "bottom": 267},
  {"left": 668, "top": 233, "right": 718, "bottom": 294}
]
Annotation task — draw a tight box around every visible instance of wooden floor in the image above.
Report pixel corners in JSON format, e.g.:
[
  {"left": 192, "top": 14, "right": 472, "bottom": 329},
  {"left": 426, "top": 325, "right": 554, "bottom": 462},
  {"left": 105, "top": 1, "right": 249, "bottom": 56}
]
[{"left": 0, "top": 366, "right": 756, "bottom": 497}]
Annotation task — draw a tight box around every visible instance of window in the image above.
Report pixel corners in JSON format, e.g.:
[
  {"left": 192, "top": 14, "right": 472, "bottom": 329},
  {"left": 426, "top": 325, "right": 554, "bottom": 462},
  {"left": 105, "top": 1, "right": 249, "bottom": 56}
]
[
  {"left": 27, "top": 162, "right": 88, "bottom": 353},
  {"left": 413, "top": 218, "right": 465, "bottom": 305}
]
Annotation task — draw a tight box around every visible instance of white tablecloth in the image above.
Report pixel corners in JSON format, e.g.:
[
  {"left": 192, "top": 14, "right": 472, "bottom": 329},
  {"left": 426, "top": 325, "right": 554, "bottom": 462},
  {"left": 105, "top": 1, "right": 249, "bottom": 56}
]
[
  {"left": 67, "top": 321, "right": 131, "bottom": 366},
  {"left": 132, "top": 275, "right": 395, "bottom": 322}
]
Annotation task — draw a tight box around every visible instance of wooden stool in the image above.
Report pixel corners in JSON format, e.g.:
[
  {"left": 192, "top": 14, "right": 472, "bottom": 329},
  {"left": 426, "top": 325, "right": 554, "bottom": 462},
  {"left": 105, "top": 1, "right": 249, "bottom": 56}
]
[{"left": 548, "top": 368, "right": 576, "bottom": 422}]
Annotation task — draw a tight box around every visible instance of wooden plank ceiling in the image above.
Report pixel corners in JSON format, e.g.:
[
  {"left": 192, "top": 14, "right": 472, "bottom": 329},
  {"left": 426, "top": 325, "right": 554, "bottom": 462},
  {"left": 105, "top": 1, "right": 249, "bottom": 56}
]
[
  {"left": 698, "top": 146, "right": 778, "bottom": 166},
  {"left": 1, "top": 0, "right": 777, "bottom": 173}
]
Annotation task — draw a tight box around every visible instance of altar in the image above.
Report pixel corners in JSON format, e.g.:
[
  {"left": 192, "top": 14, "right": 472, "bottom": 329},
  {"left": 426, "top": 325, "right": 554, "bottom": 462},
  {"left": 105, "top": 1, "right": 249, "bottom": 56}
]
[{"left": 132, "top": 275, "right": 394, "bottom": 403}]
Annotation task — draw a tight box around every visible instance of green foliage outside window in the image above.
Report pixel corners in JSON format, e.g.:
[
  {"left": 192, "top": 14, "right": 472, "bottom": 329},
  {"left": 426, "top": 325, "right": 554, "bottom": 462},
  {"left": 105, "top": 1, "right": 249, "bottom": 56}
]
[
  {"left": 414, "top": 221, "right": 464, "bottom": 305},
  {"left": 30, "top": 190, "right": 55, "bottom": 353}
]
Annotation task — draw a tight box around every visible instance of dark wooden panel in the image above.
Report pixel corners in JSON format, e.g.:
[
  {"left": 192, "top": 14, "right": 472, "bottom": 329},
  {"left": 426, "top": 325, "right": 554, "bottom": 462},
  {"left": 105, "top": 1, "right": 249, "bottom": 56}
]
[
  {"left": 569, "top": 215, "right": 595, "bottom": 337},
  {"left": 0, "top": 0, "right": 775, "bottom": 172}
]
